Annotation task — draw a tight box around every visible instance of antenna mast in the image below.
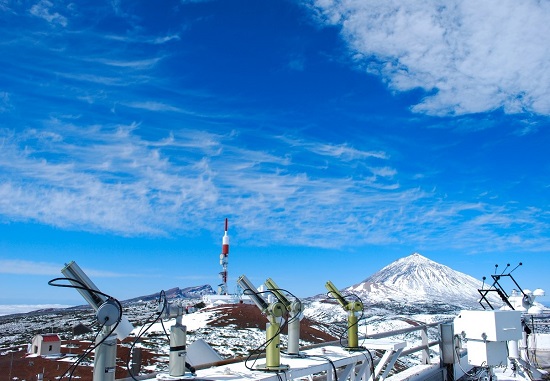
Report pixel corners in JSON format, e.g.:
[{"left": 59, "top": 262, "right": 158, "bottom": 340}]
[
  {"left": 478, "top": 262, "right": 524, "bottom": 310},
  {"left": 218, "top": 218, "right": 229, "bottom": 295}
]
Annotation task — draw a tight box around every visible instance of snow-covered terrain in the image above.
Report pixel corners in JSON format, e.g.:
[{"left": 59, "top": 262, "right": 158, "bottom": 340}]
[
  {"left": 0, "top": 253, "right": 505, "bottom": 349},
  {"left": 3, "top": 252, "right": 550, "bottom": 381},
  {"left": 2, "top": 252, "right": 539, "bottom": 380}
]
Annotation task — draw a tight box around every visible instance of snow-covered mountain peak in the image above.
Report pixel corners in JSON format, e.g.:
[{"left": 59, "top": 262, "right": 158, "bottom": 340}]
[
  {"left": 366, "top": 252, "right": 461, "bottom": 288},
  {"left": 345, "top": 252, "right": 497, "bottom": 309},
  {"left": 404, "top": 252, "right": 430, "bottom": 263}
]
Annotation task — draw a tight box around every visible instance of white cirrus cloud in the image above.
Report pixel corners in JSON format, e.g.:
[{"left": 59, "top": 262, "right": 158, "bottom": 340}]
[
  {"left": 0, "top": 119, "right": 547, "bottom": 252},
  {"left": 0, "top": 259, "right": 138, "bottom": 278},
  {"left": 29, "top": 0, "right": 68, "bottom": 27},
  {"left": 310, "top": 0, "right": 550, "bottom": 116},
  {"left": 0, "top": 259, "right": 63, "bottom": 276}
]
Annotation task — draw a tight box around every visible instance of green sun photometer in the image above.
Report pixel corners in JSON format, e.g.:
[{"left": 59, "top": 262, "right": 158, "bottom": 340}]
[{"left": 325, "top": 280, "right": 364, "bottom": 350}]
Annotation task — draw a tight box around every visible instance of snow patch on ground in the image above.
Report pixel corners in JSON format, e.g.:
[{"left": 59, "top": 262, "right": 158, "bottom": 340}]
[{"left": 133, "top": 309, "right": 216, "bottom": 335}]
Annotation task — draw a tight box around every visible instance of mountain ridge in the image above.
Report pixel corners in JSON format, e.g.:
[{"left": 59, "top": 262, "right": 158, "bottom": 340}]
[{"left": 123, "top": 284, "right": 215, "bottom": 303}]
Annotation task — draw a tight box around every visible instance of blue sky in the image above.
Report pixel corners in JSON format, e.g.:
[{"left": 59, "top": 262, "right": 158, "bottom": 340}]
[{"left": 1, "top": 0, "right": 549, "bottom": 307}]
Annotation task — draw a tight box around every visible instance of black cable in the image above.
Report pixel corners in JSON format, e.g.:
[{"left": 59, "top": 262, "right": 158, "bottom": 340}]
[
  {"left": 242, "top": 288, "right": 290, "bottom": 372},
  {"left": 304, "top": 347, "right": 373, "bottom": 381},
  {"left": 48, "top": 277, "right": 123, "bottom": 381},
  {"left": 325, "top": 290, "right": 365, "bottom": 349},
  {"left": 48, "top": 277, "right": 120, "bottom": 309},
  {"left": 526, "top": 315, "right": 539, "bottom": 366},
  {"left": 242, "top": 289, "right": 268, "bottom": 370},
  {"left": 325, "top": 290, "right": 347, "bottom": 345},
  {"left": 360, "top": 347, "right": 375, "bottom": 380},
  {"left": 125, "top": 290, "right": 168, "bottom": 381},
  {"left": 347, "top": 292, "right": 366, "bottom": 348},
  {"left": 65, "top": 322, "right": 107, "bottom": 381},
  {"left": 265, "top": 287, "right": 305, "bottom": 357},
  {"left": 157, "top": 290, "right": 172, "bottom": 342},
  {"left": 454, "top": 344, "right": 482, "bottom": 379},
  {"left": 301, "top": 354, "right": 339, "bottom": 381},
  {"left": 267, "top": 287, "right": 303, "bottom": 326},
  {"left": 160, "top": 318, "right": 171, "bottom": 341},
  {"left": 245, "top": 318, "right": 286, "bottom": 369}
]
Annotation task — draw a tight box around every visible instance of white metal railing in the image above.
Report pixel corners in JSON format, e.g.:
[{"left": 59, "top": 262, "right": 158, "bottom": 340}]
[
  {"left": 363, "top": 321, "right": 442, "bottom": 365},
  {"left": 120, "top": 322, "right": 444, "bottom": 381}
]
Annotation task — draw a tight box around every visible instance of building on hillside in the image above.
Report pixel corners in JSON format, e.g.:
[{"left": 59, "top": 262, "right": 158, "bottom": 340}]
[
  {"left": 202, "top": 294, "right": 254, "bottom": 306},
  {"left": 30, "top": 334, "right": 61, "bottom": 356}
]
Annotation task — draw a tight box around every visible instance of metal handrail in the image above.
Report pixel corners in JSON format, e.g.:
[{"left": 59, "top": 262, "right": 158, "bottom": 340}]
[
  {"left": 118, "top": 320, "right": 446, "bottom": 381},
  {"left": 401, "top": 340, "right": 441, "bottom": 357},
  {"left": 365, "top": 322, "right": 442, "bottom": 339}
]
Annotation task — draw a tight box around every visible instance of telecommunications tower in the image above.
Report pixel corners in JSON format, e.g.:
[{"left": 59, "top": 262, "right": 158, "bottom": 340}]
[{"left": 218, "top": 218, "right": 229, "bottom": 295}]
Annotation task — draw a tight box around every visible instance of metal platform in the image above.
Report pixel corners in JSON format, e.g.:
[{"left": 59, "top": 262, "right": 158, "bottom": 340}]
[{"left": 152, "top": 340, "right": 407, "bottom": 381}]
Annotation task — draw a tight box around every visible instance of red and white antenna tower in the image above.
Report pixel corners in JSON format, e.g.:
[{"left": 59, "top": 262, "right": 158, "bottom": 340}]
[{"left": 218, "top": 218, "right": 229, "bottom": 295}]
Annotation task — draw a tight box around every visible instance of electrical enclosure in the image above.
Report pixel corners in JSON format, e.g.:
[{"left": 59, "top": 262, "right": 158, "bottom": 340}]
[
  {"left": 453, "top": 310, "right": 522, "bottom": 342},
  {"left": 467, "top": 340, "right": 508, "bottom": 366}
]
